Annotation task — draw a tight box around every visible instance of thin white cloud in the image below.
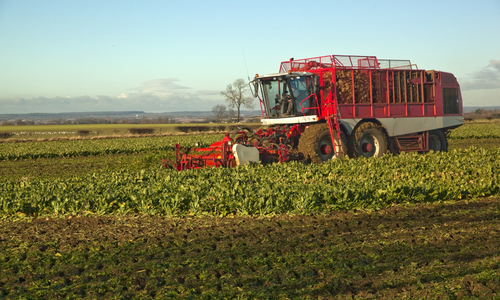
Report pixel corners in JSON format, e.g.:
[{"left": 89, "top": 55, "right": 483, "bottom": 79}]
[
  {"left": 0, "top": 91, "right": 221, "bottom": 114},
  {"left": 0, "top": 78, "right": 237, "bottom": 114},
  {"left": 129, "top": 78, "right": 190, "bottom": 97},
  {"left": 461, "top": 59, "right": 500, "bottom": 91},
  {"left": 197, "top": 90, "right": 220, "bottom": 96}
]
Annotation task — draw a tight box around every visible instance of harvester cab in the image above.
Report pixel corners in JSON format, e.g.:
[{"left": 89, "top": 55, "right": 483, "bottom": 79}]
[{"left": 252, "top": 72, "right": 319, "bottom": 119}]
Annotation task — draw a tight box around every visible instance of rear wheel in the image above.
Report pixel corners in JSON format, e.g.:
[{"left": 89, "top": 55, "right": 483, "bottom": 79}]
[
  {"left": 428, "top": 130, "right": 447, "bottom": 152},
  {"left": 350, "top": 122, "right": 387, "bottom": 158},
  {"left": 298, "top": 123, "right": 347, "bottom": 163}
]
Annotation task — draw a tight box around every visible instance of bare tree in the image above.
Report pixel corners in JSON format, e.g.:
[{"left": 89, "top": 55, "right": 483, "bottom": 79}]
[
  {"left": 227, "top": 109, "right": 236, "bottom": 123},
  {"left": 212, "top": 104, "right": 227, "bottom": 123},
  {"left": 220, "top": 78, "right": 254, "bottom": 122}
]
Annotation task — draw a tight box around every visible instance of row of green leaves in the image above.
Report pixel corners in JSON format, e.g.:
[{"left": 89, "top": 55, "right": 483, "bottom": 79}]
[
  {"left": 0, "top": 134, "right": 224, "bottom": 161},
  {"left": 1, "top": 147, "right": 498, "bottom": 218},
  {"left": 448, "top": 123, "right": 500, "bottom": 139},
  {"left": 1, "top": 123, "right": 497, "bottom": 161}
]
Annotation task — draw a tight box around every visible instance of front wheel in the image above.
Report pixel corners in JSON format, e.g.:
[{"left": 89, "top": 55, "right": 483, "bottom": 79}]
[
  {"left": 428, "top": 130, "right": 448, "bottom": 152},
  {"left": 298, "top": 123, "right": 347, "bottom": 163},
  {"left": 349, "top": 122, "right": 387, "bottom": 158}
]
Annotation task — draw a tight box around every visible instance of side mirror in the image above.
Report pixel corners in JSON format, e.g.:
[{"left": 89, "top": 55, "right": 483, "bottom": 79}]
[
  {"left": 313, "top": 76, "right": 320, "bottom": 94},
  {"left": 249, "top": 81, "right": 259, "bottom": 98}
]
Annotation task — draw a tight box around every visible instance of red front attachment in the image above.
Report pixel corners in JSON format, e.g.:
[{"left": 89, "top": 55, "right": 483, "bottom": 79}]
[
  {"left": 162, "top": 133, "right": 236, "bottom": 171},
  {"left": 162, "top": 127, "right": 299, "bottom": 171}
]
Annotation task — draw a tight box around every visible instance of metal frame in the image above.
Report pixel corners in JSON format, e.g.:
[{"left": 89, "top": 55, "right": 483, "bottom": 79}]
[{"left": 270, "top": 55, "right": 462, "bottom": 154}]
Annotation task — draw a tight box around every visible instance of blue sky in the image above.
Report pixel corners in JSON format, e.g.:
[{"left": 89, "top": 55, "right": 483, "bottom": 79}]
[{"left": 0, "top": 0, "right": 499, "bottom": 114}]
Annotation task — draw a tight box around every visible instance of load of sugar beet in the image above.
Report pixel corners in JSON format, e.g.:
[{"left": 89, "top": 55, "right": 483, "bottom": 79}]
[{"left": 332, "top": 69, "right": 372, "bottom": 104}]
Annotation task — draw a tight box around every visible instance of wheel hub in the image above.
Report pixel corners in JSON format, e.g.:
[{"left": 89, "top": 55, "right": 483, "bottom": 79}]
[
  {"left": 360, "top": 135, "right": 379, "bottom": 157},
  {"left": 320, "top": 144, "right": 332, "bottom": 155},
  {"left": 362, "top": 142, "right": 373, "bottom": 153}
]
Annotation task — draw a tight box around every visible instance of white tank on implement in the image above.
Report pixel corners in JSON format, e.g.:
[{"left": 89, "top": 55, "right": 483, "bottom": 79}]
[{"left": 232, "top": 144, "right": 260, "bottom": 166}]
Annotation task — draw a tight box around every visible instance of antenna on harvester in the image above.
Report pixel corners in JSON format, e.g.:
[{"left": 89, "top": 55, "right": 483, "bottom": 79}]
[{"left": 241, "top": 44, "right": 250, "bottom": 82}]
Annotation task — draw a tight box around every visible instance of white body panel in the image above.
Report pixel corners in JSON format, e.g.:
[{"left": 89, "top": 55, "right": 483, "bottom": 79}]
[
  {"left": 261, "top": 115, "right": 319, "bottom": 125},
  {"left": 261, "top": 116, "right": 463, "bottom": 137},
  {"left": 340, "top": 116, "right": 463, "bottom": 136}
]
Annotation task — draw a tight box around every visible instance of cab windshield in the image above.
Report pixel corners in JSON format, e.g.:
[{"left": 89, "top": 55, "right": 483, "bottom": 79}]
[{"left": 260, "top": 75, "right": 318, "bottom": 118}]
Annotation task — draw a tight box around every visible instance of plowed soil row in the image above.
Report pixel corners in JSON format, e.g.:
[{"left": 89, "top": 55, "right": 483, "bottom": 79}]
[
  {"left": 0, "top": 153, "right": 152, "bottom": 181},
  {"left": 1, "top": 198, "right": 500, "bottom": 299}
]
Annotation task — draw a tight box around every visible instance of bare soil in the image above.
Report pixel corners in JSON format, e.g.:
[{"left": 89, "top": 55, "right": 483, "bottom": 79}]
[{"left": 1, "top": 197, "right": 499, "bottom": 298}]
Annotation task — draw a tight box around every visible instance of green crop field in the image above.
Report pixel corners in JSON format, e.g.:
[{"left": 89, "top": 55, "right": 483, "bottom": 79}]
[
  {"left": 1, "top": 123, "right": 500, "bottom": 298},
  {"left": 0, "top": 134, "right": 224, "bottom": 161},
  {"left": 0, "top": 123, "right": 261, "bottom": 140},
  {"left": 1, "top": 147, "right": 499, "bottom": 218},
  {"left": 448, "top": 123, "right": 500, "bottom": 139},
  {"left": 0, "top": 124, "right": 180, "bottom": 139}
]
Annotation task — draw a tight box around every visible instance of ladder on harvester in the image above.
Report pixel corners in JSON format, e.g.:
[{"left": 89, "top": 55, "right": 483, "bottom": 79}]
[
  {"left": 324, "top": 91, "right": 345, "bottom": 159},
  {"left": 326, "top": 116, "right": 345, "bottom": 159}
]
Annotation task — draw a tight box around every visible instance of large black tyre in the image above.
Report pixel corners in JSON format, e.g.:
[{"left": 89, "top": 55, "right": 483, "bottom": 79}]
[
  {"left": 349, "top": 122, "right": 387, "bottom": 158},
  {"left": 298, "top": 123, "right": 347, "bottom": 163},
  {"left": 428, "top": 130, "right": 448, "bottom": 152}
]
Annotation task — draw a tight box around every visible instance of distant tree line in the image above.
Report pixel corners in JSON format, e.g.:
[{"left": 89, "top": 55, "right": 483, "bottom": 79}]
[
  {"left": 0, "top": 113, "right": 263, "bottom": 126},
  {"left": 1, "top": 120, "right": 37, "bottom": 126},
  {"left": 0, "top": 116, "right": 180, "bottom": 126},
  {"left": 464, "top": 108, "right": 500, "bottom": 122}
]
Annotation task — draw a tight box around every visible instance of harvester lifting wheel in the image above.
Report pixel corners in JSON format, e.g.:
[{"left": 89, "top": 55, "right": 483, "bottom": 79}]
[
  {"left": 230, "top": 127, "right": 260, "bottom": 145},
  {"left": 428, "top": 130, "right": 448, "bottom": 152},
  {"left": 298, "top": 123, "right": 347, "bottom": 163},
  {"left": 350, "top": 122, "right": 387, "bottom": 158},
  {"left": 261, "top": 133, "right": 288, "bottom": 148}
]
